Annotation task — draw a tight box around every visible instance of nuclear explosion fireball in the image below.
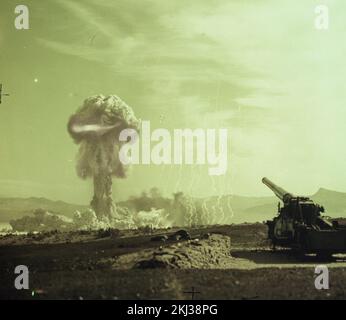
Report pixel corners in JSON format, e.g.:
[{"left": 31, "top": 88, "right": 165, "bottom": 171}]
[{"left": 68, "top": 95, "right": 140, "bottom": 219}]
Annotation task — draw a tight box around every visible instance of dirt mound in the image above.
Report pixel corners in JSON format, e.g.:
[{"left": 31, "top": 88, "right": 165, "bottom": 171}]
[{"left": 134, "top": 234, "right": 231, "bottom": 269}]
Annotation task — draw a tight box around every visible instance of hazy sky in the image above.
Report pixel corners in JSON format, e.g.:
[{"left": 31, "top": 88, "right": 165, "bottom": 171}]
[{"left": 0, "top": 0, "right": 345, "bottom": 204}]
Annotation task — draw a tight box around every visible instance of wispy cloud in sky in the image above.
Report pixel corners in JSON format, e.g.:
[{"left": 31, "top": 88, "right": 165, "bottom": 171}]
[{"left": 2, "top": 0, "right": 346, "bottom": 200}]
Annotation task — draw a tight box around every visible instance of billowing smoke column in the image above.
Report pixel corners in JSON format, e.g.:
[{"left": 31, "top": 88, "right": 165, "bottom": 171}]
[{"left": 68, "top": 95, "right": 139, "bottom": 220}]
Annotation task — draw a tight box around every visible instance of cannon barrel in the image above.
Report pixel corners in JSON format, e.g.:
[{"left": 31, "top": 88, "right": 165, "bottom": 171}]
[{"left": 262, "top": 177, "right": 294, "bottom": 203}]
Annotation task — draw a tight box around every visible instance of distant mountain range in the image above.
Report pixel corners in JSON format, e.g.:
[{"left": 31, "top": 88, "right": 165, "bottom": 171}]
[
  {"left": 206, "top": 188, "right": 346, "bottom": 223},
  {"left": 0, "top": 197, "right": 87, "bottom": 223},
  {"left": 0, "top": 188, "right": 345, "bottom": 224}
]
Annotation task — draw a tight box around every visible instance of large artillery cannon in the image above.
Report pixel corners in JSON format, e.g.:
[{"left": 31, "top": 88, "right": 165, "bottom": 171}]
[{"left": 262, "top": 177, "right": 346, "bottom": 257}]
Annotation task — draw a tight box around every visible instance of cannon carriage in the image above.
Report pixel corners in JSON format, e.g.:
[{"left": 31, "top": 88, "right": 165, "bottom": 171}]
[{"left": 262, "top": 177, "right": 346, "bottom": 256}]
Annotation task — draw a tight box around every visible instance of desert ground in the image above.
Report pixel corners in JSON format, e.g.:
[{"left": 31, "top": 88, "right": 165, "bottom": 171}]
[{"left": 0, "top": 223, "right": 346, "bottom": 300}]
